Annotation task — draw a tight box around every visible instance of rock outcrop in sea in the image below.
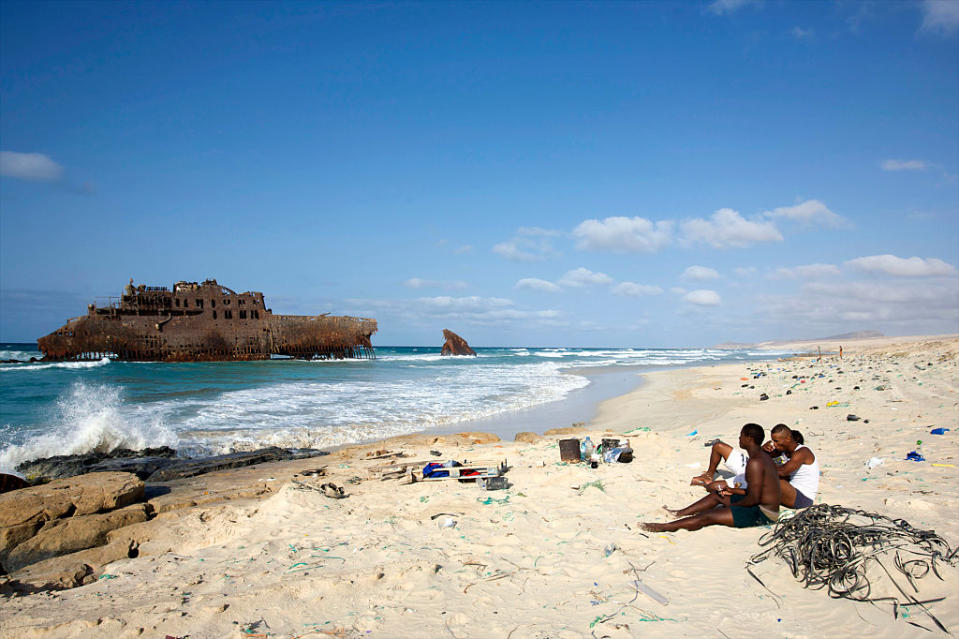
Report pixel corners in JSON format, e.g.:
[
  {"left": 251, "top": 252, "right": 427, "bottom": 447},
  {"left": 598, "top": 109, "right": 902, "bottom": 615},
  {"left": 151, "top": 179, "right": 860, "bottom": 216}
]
[{"left": 440, "top": 329, "right": 476, "bottom": 356}]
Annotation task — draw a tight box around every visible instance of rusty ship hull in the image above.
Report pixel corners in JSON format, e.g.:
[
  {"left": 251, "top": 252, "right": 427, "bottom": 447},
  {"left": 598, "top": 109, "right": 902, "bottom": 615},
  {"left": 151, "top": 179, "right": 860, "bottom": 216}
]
[{"left": 37, "top": 279, "right": 377, "bottom": 362}]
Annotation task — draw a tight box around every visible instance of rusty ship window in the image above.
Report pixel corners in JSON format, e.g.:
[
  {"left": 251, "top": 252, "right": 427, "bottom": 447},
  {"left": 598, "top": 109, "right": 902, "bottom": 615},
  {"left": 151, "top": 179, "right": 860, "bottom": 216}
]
[
  {"left": 224, "top": 310, "right": 232, "bottom": 319},
  {"left": 197, "top": 299, "right": 203, "bottom": 309},
  {"left": 239, "top": 299, "right": 245, "bottom": 305},
  {"left": 183, "top": 299, "right": 188, "bottom": 308},
  {"left": 212, "top": 310, "right": 217, "bottom": 319},
  {"left": 239, "top": 310, "right": 247, "bottom": 319},
  {"left": 224, "top": 299, "right": 230, "bottom": 305},
  {"left": 252, "top": 310, "right": 259, "bottom": 319},
  {"left": 175, "top": 299, "right": 180, "bottom": 307},
  {"left": 211, "top": 299, "right": 216, "bottom": 308}
]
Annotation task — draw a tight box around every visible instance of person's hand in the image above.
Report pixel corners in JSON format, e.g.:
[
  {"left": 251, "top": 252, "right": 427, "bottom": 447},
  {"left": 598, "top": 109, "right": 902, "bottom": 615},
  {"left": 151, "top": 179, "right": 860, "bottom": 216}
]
[{"left": 762, "top": 441, "right": 775, "bottom": 453}]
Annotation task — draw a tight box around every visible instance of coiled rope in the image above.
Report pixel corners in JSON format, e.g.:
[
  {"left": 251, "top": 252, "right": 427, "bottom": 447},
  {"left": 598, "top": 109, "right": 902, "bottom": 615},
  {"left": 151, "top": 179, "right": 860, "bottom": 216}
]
[{"left": 747, "top": 504, "right": 957, "bottom": 633}]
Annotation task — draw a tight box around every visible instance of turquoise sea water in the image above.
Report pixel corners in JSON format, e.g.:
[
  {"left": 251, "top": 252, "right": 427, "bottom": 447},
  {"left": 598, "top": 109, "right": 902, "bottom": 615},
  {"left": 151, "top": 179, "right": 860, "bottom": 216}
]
[{"left": 0, "top": 342, "right": 781, "bottom": 473}]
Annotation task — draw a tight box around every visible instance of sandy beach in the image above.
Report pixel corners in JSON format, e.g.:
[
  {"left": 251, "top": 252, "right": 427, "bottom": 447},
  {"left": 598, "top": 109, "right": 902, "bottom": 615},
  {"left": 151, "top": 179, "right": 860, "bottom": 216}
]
[{"left": 2, "top": 334, "right": 958, "bottom": 638}]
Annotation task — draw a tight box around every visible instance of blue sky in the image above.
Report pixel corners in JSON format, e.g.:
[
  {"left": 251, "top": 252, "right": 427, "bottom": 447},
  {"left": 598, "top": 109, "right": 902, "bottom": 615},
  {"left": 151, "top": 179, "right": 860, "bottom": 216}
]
[{"left": 1, "top": 0, "right": 957, "bottom": 347}]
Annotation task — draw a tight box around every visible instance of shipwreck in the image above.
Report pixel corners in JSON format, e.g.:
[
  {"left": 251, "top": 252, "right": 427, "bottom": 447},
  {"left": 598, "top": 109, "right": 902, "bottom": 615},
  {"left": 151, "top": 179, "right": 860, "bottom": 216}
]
[{"left": 38, "top": 279, "right": 377, "bottom": 361}]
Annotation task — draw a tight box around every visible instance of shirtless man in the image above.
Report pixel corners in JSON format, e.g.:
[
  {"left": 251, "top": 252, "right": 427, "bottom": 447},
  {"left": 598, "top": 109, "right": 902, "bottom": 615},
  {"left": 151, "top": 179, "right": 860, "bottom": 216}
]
[
  {"left": 667, "top": 424, "right": 818, "bottom": 517},
  {"left": 642, "top": 424, "right": 780, "bottom": 532}
]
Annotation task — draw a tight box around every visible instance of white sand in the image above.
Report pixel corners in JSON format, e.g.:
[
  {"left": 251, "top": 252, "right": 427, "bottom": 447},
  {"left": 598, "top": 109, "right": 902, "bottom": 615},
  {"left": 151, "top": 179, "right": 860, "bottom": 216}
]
[{"left": 2, "top": 335, "right": 957, "bottom": 638}]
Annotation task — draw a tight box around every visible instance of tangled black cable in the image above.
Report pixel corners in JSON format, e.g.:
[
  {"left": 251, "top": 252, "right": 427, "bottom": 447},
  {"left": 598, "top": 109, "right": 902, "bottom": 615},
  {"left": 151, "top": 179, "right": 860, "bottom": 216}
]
[{"left": 747, "top": 504, "right": 958, "bottom": 633}]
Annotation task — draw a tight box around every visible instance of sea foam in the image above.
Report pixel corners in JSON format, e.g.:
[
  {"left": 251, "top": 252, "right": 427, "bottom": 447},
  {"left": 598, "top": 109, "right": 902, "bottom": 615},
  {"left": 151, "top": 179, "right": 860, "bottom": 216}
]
[{"left": 0, "top": 381, "right": 178, "bottom": 474}]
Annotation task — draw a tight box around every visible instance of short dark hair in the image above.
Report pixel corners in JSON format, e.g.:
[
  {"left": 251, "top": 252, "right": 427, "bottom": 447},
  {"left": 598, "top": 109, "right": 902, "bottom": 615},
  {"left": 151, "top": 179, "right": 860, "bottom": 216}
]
[
  {"left": 791, "top": 429, "right": 804, "bottom": 445},
  {"left": 741, "top": 423, "right": 764, "bottom": 446},
  {"left": 771, "top": 423, "right": 803, "bottom": 444}
]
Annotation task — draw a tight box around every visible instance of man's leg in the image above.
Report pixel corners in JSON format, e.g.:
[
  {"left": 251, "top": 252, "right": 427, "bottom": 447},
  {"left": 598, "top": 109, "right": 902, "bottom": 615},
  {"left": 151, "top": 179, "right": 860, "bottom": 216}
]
[
  {"left": 691, "top": 441, "right": 733, "bottom": 485},
  {"left": 664, "top": 491, "right": 728, "bottom": 517},
  {"left": 642, "top": 507, "right": 735, "bottom": 532}
]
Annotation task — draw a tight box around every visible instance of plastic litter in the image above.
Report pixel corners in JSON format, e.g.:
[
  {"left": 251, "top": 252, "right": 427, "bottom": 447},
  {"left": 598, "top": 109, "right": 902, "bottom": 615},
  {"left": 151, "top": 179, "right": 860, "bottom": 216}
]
[
  {"left": 865, "top": 457, "right": 884, "bottom": 469},
  {"left": 930, "top": 428, "right": 950, "bottom": 435},
  {"left": 633, "top": 579, "right": 669, "bottom": 605},
  {"left": 603, "top": 543, "right": 617, "bottom": 557},
  {"left": 686, "top": 429, "right": 698, "bottom": 436},
  {"left": 905, "top": 451, "right": 925, "bottom": 462},
  {"left": 437, "top": 517, "right": 457, "bottom": 529},
  {"left": 847, "top": 414, "right": 861, "bottom": 421}
]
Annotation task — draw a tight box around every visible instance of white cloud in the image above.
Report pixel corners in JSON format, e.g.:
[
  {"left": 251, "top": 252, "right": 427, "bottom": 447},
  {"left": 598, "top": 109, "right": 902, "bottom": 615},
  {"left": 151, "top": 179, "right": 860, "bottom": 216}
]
[
  {"left": 453, "top": 244, "right": 473, "bottom": 255},
  {"left": 611, "top": 282, "right": 663, "bottom": 297},
  {"left": 707, "top": 0, "right": 760, "bottom": 15},
  {"left": 517, "top": 226, "right": 562, "bottom": 237},
  {"left": 682, "top": 265, "right": 720, "bottom": 281},
  {"left": 515, "top": 278, "right": 562, "bottom": 293},
  {"left": 492, "top": 232, "right": 557, "bottom": 262},
  {"left": 845, "top": 254, "right": 958, "bottom": 277},
  {"left": 573, "top": 216, "right": 673, "bottom": 253},
  {"left": 791, "top": 26, "right": 814, "bottom": 39},
  {"left": 403, "top": 278, "right": 468, "bottom": 290},
  {"left": 683, "top": 289, "right": 722, "bottom": 306},
  {"left": 670, "top": 287, "right": 687, "bottom": 295},
  {"left": 920, "top": 0, "right": 959, "bottom": 35},
  {"left": 558, "top": 267, "right": 613, "bottom": 288},
  {"left": 770, "top": 263, "right": 841, "bottom": 279},
  {"left": 734, "top": 267, "right": 758, "bottom": 277},
  {"left": 882, "top": 159, "right": 928, "bottom": 171},
  {"left": 680, "top": 208, "right": 783, "bottom": 248},
  {"left": 763, "top": 199, "right": 846, "bottom": 228},
  {"left": 0, "top": 151, "right": 64, "bottom": 181}
]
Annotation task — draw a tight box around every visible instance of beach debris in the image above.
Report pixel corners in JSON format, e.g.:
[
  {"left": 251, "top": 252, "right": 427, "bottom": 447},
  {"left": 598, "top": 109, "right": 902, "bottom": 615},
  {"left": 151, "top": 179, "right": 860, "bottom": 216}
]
[
  {"left": 748, "top": 504, "right": 958, "bottom": 632},
  {"left": 865, "top": 457, "right": 885, "bottom": 469},
  {"left": 559, "top": 438, "right": 581, "bottom": 461},
  {"left": 686, "top": 429, "right": 698, "bottom": 437},
  {"left": 759, "top": 393, "right": 769, "bottom": 401},
  {"left": 574, "top": 480, "right": 606, "bottom": 495},
  {"left": 437, "top": 517, "right": 457, "bottom": 529},
  {"left": 319, "top": 483, "right": 347, "bottom": 499},
  {"left": 633, "top": 579, "right": 670, "bottom": 605},
  {"left": 930, "top": 428, "right": 950, "bottom": 435},
  {"left": 603, "top": 543, "right": 617, "bottom": 557},
  {"left": 847, "top": 414, "right": 861, "bottom": 421},
  {"left": 905, "top": 451, "right": 926, "bottom": 462}
]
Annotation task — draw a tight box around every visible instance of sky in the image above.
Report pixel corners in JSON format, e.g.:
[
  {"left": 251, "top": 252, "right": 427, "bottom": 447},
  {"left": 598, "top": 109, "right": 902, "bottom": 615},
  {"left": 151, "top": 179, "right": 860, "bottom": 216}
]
[{"left": 1, "top": 0, "right": 957, "bottom": 348}]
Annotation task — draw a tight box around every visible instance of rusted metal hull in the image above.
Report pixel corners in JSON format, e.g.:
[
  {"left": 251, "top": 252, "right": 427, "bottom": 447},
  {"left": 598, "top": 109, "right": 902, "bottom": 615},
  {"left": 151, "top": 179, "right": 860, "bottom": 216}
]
[{"left": 37, "top": 279, "right": 377, "bottom": 362}]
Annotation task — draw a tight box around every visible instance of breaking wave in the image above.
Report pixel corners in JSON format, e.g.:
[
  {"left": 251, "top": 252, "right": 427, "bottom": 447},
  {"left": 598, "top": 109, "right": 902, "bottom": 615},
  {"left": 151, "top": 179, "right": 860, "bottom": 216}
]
[{"left": 0, "top": 382, "right": 178, "bottom": 474}]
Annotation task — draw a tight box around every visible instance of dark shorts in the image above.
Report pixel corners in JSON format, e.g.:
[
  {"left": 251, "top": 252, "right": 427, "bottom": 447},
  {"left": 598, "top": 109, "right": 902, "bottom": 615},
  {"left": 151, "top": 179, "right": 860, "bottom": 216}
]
[
  {"left": 792, "top": 489, "right": 814, "bottom": 509},
  {"left": 729, "top": 494, "right": 776, "bottom": 528}
]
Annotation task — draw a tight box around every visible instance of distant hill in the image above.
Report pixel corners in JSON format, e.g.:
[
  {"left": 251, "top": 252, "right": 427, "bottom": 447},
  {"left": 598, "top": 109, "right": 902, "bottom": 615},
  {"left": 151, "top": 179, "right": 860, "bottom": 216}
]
[
  {"left": 713, "top": 330, "right": 884, "bottom": 350},
  {"left": 815, "top": 330, "right": 884, "bottom": 340}
]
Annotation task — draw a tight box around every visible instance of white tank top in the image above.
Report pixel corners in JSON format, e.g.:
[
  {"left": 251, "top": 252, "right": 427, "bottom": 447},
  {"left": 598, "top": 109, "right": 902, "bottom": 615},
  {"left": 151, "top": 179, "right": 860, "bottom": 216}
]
[{"left": 788, "top": 444, "right": 819, "bottom": 499}]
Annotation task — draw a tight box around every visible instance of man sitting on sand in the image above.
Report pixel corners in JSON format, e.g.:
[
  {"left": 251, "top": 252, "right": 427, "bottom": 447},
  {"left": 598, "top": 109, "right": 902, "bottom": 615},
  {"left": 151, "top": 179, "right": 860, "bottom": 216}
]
[
  {"left": 642, "top": 424, "right": 780, "bottom": 532},
  {"left": 675, "top": 425, "right": 818, "bottom": 517}
]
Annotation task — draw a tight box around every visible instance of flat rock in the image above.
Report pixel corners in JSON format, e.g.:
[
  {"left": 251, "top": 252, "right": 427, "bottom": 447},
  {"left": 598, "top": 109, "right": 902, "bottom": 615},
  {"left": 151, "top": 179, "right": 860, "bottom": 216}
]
[
  {"left": 514, "top": 432, "right": 543, "bottom": 443},
  {"left": 145, "top": 447, "right": 326, "bottom": 482},
  {"left": 0, "top": 472, "right": 144, "bottom": 562},
  {"left": 15, "top": 447, "right": 177, "bottom": 482},
  {"left": 3, "top": 537, "right": 137, "bottom": 592},
  {"left": 4, "top": 504, "right": 149, "bottom": 572}
]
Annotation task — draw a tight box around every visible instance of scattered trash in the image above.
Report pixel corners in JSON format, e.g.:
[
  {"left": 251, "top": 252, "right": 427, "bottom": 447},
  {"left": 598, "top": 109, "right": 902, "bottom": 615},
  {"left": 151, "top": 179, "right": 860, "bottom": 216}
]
[
  {"left": 580, "top": 436, "right": 596, "bottom": 461},
  {"left": 747, "top": 504, "right": 956, "bottom": 632},
  {"left": 930, "top": 428, "right": 950, "bottom": 435},
  {"left": 430, "top": 450, "right": 442, "bottom": 457},
  {"left": 320, "top": 483, "right": 346, "bottom": 499},
  {"left": 482, "top": 476, "right": 508, "bottom": 490},
  {"left": 905, "top": 451, "right": 925, "bottom": 462},
  {"left": 810, "top": 406, "right": 819, "bottom": 410},
  {"left": 633, "top": 579, "right": 669, "bottom": 605},
  {"left": 865, "top": 457, "right": 884, "bottom": 469},
  {"left": 686, "top": 429, "right": 698, "bottom": 437},
  {"left": 847, "top": 415, "right": 861, "bottom": 422},
  {"left": 575, "top": 480, "right": 606, "bottom": 495},
  {"left": 759, "top": 393, "right": 769, "bottom": 401},
  {"left": 604, "top": 543, "right": 617, "bottom": 557},
  {"left": 559, "top": 438, "right": 581, "bottom": 461},
  {"left": 932, "top": 463, "right": 956, "bottom": 468},
  {"left": 437, "top": 517, "right": 457, "bottom": 529},
  {"left": 825, "top": 401, "right": 839, "bottom": 407}
]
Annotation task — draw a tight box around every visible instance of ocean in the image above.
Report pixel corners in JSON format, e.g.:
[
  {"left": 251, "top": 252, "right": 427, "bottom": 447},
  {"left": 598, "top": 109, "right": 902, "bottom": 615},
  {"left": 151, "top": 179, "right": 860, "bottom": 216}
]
[{"left": 0, "top": 343, "right": 782, "bottom": 474}]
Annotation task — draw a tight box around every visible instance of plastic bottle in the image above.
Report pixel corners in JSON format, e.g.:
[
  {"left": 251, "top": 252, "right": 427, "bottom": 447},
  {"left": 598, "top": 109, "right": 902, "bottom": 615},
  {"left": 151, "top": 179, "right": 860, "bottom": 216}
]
[{"left": 580, "top": 436, "right": 594, "bottom": 461}]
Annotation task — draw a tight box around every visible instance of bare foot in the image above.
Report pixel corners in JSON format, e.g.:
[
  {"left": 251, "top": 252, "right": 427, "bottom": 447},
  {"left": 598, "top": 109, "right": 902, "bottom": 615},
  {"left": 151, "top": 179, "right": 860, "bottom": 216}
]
[
  {"left": 690, "top": 474, "right": 711, "bottom": 486},
  {"left": 641, "top": 522, "right": 668, "bottom": 532},
  {"left": 662, "top": 505, "right": 681, "bottom": 516}
]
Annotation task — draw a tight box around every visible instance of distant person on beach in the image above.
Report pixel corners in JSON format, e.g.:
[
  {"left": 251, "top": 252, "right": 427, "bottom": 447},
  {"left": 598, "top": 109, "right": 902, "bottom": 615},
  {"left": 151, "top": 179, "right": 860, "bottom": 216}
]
[
  {"left": 678, "top": 425, "right": 818, "bottom": 516},
  {"left": 642, "top": 424, "right": 780, "bottom": 532},
  {"left": 839, "top": 345, "right": 843, "bottom": 360}
]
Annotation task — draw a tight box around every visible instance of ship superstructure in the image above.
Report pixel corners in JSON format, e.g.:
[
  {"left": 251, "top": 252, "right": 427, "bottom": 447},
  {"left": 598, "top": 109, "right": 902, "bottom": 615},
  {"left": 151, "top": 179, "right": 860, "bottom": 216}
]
[{"left": 38, "top": 279, "right": 377, "bottom": 361}]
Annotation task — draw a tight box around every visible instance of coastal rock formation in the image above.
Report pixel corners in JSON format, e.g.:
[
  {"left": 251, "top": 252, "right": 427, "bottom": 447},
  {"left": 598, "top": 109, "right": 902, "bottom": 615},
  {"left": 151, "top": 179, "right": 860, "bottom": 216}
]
[
  {"left": 16, "top": 446, "right": 327, "bottom": 483},
  {"left": 440, "top": 329, "right": 476, "bottom": 356},
  {"left": 0, "top": 472, "right": 144, "bottom": 572},
  {"left": 16, "top": 447, "right": 177, "bottom": 483}
]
